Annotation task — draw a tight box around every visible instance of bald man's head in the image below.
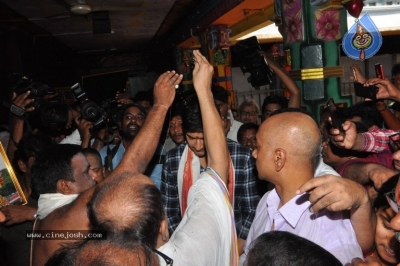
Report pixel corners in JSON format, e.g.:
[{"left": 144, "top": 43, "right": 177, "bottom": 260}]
[
  {"left": 254, "top": 112, "right": 321, "bottom": 180},
  {"left": 88, "top": 172, "right": 164, "bottom": 247}
]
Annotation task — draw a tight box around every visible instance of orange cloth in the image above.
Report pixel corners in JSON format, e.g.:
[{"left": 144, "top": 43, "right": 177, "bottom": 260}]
[{"left": 181, "top": 149, "right": 234, "bottom": 216}]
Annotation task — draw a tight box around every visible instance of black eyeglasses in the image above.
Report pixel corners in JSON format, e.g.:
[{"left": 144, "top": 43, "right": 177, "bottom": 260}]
[
  {"left": 386, "top": 189, "right": 400, "bottom": 214},
  {"left": 389, "top": 133, "right": 400, "bottom": 152},
  {"left": 240, "top": 111, "right": 257, "bottom": 116},
  {"left": 152, "top": 247, "right": 173, "bottom": 266}
]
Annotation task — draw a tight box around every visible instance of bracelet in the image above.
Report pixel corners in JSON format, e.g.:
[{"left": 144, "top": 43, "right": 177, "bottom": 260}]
[
  {"left": 378, "top": 107, "right": 387, "bottom": 112},
  {"left": 10, "top": 104, "right": 26, "bottom": 117}
]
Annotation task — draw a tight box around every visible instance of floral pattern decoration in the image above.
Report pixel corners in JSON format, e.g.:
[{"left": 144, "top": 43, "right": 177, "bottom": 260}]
[
  {"left": 315, "top": 10, "right": 341, "bottom": 41},
  {"left": 283, "top": 0, "right": 304, "bottom": 44}
]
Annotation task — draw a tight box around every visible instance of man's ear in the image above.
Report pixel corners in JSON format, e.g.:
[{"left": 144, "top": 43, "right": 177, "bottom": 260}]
[
  {"left": 56, "top": 179, "right": 75, "bottom": 195},
  {"left": 274, "top": 148, "right": 286, "bottom": 172},
  {"left": 17, "top": 160, "right": 27, "bottom": 173},
  {"left": 156, "top": 217, "right": 169, "bottom": 249},
  {"left": 101, "top": 166, "right": 106, "bottom": 180}
]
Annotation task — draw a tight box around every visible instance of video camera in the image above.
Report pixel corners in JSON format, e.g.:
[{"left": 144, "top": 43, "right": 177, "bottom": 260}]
[
  {"left": 9, "top": 73, "right": 56, "bottom": 111},
  {"left": 5, "top": 74, "right": 69, "bottom": 135}
]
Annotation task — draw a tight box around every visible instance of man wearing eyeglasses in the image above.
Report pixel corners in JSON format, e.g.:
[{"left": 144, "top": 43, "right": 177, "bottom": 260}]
[{"left": 238, "top": 99, "right": 260, "bottom": 124}]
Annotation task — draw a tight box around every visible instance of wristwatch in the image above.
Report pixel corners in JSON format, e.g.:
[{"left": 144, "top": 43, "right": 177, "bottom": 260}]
[{"left": 10, "top": 104, "right": 26, "bottom": 117}]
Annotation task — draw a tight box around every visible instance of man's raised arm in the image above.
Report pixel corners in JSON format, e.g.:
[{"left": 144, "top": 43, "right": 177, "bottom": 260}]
[
  {"left": 113, "top": 71, "right": 182, "bottom": 176},
  {"left": 192, "top": 50, "right": 229, "bottom": 183}
]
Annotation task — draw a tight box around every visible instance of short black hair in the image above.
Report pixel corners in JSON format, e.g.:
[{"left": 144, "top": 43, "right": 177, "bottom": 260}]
[
  {"left": 246, "top": 231, "right": 342, "bottom": 266},
  {"left": 181, "top": 97, "right": 203, "bottom": 133},
  {"left": 170, "top": 102, "right": 183, "bottom": 120},
  {"left": 337, "top": 101, "right": 383, "bottom": 130},
  {"left": 12, "top": 132, "right": 53, "bottom": 175},
  {"left": 119, "top": 103, "right": 147, "bottom": 120},
  {"left": 82, "top": 148, "right": 102, "bottom": 167},
  {"left": 374, "top": 173, "right": 399, "bottom": 209},
  {"left": 211, "top": 86, "right": 228, "bottom": 104},
  {"left": 237, "top": 123, "right": 259, "bottom": 143},
  {"left": 31, "top": 144, "right": 82, "bottom": 198},
  {"left": 261, "top": 95, "right": 288, "bottom": 114}
]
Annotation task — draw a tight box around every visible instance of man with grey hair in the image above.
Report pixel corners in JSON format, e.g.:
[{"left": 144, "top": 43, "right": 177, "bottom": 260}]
[{"left": 238, "top": 99, "right": 260, "bottom": 124}]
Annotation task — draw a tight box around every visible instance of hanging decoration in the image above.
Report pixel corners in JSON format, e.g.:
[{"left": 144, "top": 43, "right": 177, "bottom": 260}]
[
  {"left": 207, "top": 25, "right": 231, "bottom": 51},
  {"left": 345, "top": 0, "right": 363, "bottom": 19},
  {"left": 342, "top": 13, "right": 382, "bottom": 60}
]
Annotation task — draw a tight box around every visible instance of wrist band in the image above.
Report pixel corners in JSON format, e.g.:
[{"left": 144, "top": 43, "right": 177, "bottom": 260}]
[{"left": 10, "top": 104, "right": 26, "bottom": 117}]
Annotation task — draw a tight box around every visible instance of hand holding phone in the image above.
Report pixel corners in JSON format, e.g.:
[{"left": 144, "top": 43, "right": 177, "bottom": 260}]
[
  {"left": 327, "top": 98, "right": 343, "bottom": 132},
  {"left": 354, "top": 82, "right": 378, "bottom": 100},
  {"left": 375, "top": 64, "right": 385, "bottom": 79}
]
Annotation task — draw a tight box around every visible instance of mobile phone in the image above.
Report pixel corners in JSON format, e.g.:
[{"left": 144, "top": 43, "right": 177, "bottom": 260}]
[
  {"left": 354, "top": 82, "right": 377, "bottom": 100},
  {"left": 375, "top": 63, "right": 384, "bottom": 79},
  {"left": 327, "top": 98, "right": 343, "bottom": 132}
]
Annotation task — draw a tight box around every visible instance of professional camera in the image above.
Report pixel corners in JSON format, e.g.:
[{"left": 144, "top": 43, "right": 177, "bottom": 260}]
[
  {"left": 9, "top": 73, "right": 56, "bottom": 110},
  {"left": 71, "top": 83, "right": 121, "bottom": 131},
  {"left": 233, "top": 36, "right": 273, "bottom": 88},
  {"left": 5, "top": 74, "right": 68, "bottom": 135}
]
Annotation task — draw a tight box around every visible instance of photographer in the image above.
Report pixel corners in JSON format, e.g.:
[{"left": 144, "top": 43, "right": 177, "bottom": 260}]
[{"left": 6, "top": 90, "right": 35, "bottom": 161}]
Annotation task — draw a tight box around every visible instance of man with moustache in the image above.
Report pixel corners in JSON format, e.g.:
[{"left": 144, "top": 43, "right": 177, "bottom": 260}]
[
  {"left": 161, "top": 96, "right": 259, "bottom": 254},
  {"left": 164, "top": 104, "right": 185, "bottom": 152},
  {"left": 99, "top": 103, "right": 147, "bottom": 172},
  {"left": 29, "top": 70, "right": 182, "bottom": 266}
]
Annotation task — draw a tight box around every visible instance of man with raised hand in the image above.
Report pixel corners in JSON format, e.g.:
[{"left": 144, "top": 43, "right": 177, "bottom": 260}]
[
  {"left": 158, "top": 50, "right": 238, "bottom": 265},
  {"left": 31, "top": 70, "right": 182, "bottom": 266}
]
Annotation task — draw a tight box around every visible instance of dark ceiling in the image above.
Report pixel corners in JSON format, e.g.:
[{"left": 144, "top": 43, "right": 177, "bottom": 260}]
[{"left": 0, "top": 0, "right": 245, "bottom": 55}]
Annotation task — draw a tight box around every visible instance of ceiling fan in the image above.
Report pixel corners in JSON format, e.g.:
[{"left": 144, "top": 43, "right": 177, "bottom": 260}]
[{"left": 29, "top": 0, "right": 144, "bottom": 20}]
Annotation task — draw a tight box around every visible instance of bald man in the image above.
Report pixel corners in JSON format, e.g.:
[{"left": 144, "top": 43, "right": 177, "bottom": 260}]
[{"left": 240, "top": 112, "right": 365, "bottom": 265}]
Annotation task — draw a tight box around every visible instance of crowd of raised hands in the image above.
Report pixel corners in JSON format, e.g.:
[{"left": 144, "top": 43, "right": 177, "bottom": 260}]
[{"left": 4, "top": 50, "right": 400, "bottom": 266}]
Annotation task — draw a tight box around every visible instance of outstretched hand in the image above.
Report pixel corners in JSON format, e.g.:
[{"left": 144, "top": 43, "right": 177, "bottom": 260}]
[
  {"left": 329, "top": 120, "right": 359, "bottom": 150},
  {"left": 296, "top": 175, "right": 369, "bottom": 213},
  {"left": 75, "top": 117, "right": 93, "bottom": 147},
  {"left": 153, "top": 71, "right": 182, "bottom": 109},
  {"left": 0, "top": 205, "right": 37, "bottom": 226},
  {"left": 350, "top": 65, "right": 366, "bottom": 84},
  {"left": 192, "top": 50, "right": 214, "bottom": 94}
]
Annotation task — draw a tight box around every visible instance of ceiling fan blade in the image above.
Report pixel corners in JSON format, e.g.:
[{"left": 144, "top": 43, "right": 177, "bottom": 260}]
[{"left": 28, "top": 12, "right": 72, "bottom": 21}]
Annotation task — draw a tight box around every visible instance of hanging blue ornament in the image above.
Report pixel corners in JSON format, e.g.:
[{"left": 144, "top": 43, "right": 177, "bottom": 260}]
[{"left": 342, "top": 13, "right": 382, "bottom": 61}]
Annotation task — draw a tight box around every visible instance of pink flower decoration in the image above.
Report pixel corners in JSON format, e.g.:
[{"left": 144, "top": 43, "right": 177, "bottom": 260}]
[
  {"left": 285, "top": 10, "right": 304, "bottom": 43},
  {"left": 315, "top": 10, "right": 341, "bottom": 41}
]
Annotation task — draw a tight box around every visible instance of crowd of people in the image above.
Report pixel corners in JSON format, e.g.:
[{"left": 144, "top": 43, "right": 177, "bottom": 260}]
[{"left": 1, "top": 49, "right": 400, "bottom": 266}]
